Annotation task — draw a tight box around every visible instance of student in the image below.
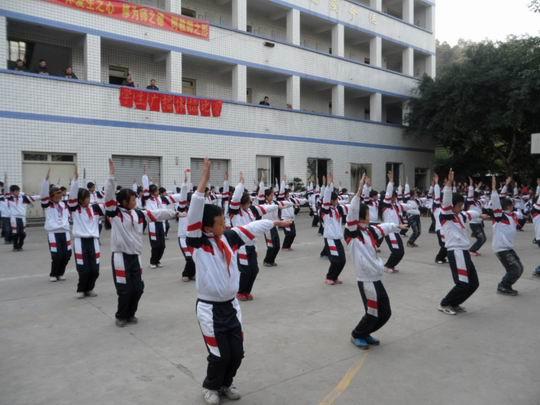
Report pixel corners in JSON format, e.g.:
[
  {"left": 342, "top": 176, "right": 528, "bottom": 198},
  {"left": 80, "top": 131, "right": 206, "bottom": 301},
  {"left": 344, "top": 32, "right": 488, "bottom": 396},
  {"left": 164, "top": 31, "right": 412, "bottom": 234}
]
[
  {"left": 67, "top": 168, "right": 104, "bottom": 298},
  {"left": 105, "top": 159, "right": 177, "bottom": 327},
  {"left": 14, "top": 59, "right": 27, "bottom": 71},
  {"left": 186, "top": 158, "right": 290, "bottom": 405},
  {"left": 438, "top": 169, "right": 487, "bottom": 315},
  {"left": 346, "top": 175, "right": 407, "bottom": 349},
  {"left": 490, "top": 176, "right": 524, "bottom": 296},
  {"left": 432, "top": 174, "right": 447, "bottom": 264},
  {"left": 279, "top": 179, "right": 307, "bottom": 250},
  {"left": 142, "top": 172, "right": 167, "bottom": 268},
  {"left": 176, "top": 172, "right": 195, "bottom": 282},
  {"left": 34, "top": 59, "right": 49, "bottom": 75},
  {"left": 7, "top": 184, "right": 34, "bottom": 251},
  {"left": 380, "top": 171, "right": 408, "bottom": 273},
  {"left": 532, "top": 180, "right": 540, "bottom": 250},
  {"left": 404, "top": 183, "right": 421, "bottom": 248},
  {"left": 41, "top": 169, "right": 72, "bottom": 282},
  {"left": 259, "top": 96, "right": 270, "bottom": 106},
  {"left": 229, "top": 173, "right": 283, "bottom": 300},
  {"left": 321, "top": 175, "right": 348, "bottom": 285},
  {"left": 467, "top": 177, "right": 486, "bottom": 256},
  {"left": 361, "top": 179, "right": 380, "bottom": 226},
  {"left": 0, "top": 181, "right": 8, "bottom": 243}
]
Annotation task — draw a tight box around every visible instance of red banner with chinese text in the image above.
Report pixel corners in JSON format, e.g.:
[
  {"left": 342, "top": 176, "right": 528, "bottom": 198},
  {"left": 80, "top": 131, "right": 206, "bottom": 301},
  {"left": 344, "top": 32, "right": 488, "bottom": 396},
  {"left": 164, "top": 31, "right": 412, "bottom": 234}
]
[{"left": 45, "top": 0, "right": 210, "bottom": 40}]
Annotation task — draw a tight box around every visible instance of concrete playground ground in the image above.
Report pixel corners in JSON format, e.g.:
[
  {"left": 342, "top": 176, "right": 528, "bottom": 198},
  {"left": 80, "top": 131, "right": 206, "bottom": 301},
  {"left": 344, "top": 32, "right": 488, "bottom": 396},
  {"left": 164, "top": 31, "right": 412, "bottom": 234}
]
[{"left": 1, "top": 215, "right": 539, "bottom": 405}]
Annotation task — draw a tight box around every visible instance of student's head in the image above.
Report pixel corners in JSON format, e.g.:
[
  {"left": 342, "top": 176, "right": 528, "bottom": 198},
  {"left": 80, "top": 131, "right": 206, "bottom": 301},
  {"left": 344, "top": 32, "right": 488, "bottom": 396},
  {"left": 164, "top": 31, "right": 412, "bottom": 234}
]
[
  {"left": 16, "top": 59, "right": 24, "bottom": 68},
  {"left": 331, "top": 192, "right": 339, "bottom": 206},
  {"left": 65, "top": 66, "right": 73, "bottom": 75},
  {"left": 126, "top": 73, "right": 133, "bottom": 82},
  {"left": 203, "top": 204, "right": 225, "bottom": 236},
  {"left": 78, "top": 188, "right": 91, "bottom": 207},
  {"left": 284, "top": 188, "right": 290, "bottom": 198},
  {"left": 149, "top": 184, "right": 159, "bottom": 197},
  {"left": 117, "top": 188, "right": 137, "bottom": 210},
  {"left": 369, "top": 190, "right": 378, "bottom": 199},
  {"left": 501, "top": 198, "right": 514, "bottom": 212},
  {"left": 39, "top": 59, "right": 47, "bottom": 68},
  {"left": 137, "top": 186, "right": 143, "bottom": 195},
  {"left": 452, "top": 193, "right": 465, "bottom": 213},
  {"left": 150, "top": 79, "right": 156, "bottom": 86},
  {"left": 60, "top": 186, "right": 67, "bottom": 196},
  {"left": 359, "top": 202, "right": 370, "bottom": 223},
  {"left": 264, "top": 188, "right": 274, "bottom": 203},
  {"left": 263, "top": 96, "right": 269, "bottom": 102},
  {"left": 49, "top": 185, "right": 63, "bottom": 203},
  {"left": 10, "top": 185, "right": 20, "bottom": 197},
  {"left": 87, "top": 182, "right": 96, "bottom": 192},
  {"left": 158, "top": 187, "right": 166, "bottom": 195},
  {"left": 241, "top": 192, "right": 251, "bottom": 208}
]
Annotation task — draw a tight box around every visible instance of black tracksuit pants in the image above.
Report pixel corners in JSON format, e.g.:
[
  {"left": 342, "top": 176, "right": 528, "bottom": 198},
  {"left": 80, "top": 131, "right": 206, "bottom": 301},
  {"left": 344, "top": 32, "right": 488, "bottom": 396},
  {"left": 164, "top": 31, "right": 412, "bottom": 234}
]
[
  {"left": 435, "top": 230, "right": 447, "bottom": 263},
  {"left": 263, "top": 226, "right": 280, "bottom": 264},
  {"left": 48, "top": 232, "right": 72, "bottom": 278},
  {"left": 179, "top": 237, "right": 196, "bottom": 279},
  {"left": 440, "top": 249, "right": 479, "bottom": 307},
  {"left": 352, "top": 280, "right": 391, "bottom": 339},
  {"left": 282, "top": 222, "right": 296, "bottom": 249},
  {"left": 2, "top": 217, "right": 12, "bottom": 243},
  {"left": 496, "top": 249, "right": 523, "bottom": 288},
  {"left": 74, "top": 237, "right": 100, "bottom": 293},
  {"left": 469, "top": 223, "right": 486, "bottom": 253},
  {"left": 408, "top": 215, "right": 421, "bottom": 244},
  {"left": 112, "top": 252, "right": 144, "bottom": 320},
  {"left": 325, "top": 238, "right": 346, "bottom": 281},
  {"left": 238, "top": 245, "right": 259, "bottom": 294},
  {"left": 149, "top": 221, "right": 166, "bottom": 265},
  {"left": 197, "top": 299, "right": 244, "bottom": 391},
  {"left": 384, "top": 233, "right": 404, "bottom": 268},
  {"left": 12, "top": 218, "right": 26, "bottom": 249}
]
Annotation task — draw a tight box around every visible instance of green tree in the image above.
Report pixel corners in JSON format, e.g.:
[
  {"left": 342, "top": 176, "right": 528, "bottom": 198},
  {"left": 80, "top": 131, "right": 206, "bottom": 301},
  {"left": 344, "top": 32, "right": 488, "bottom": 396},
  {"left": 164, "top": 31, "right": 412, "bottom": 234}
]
[{"left": 406, "top": 37, "right": 540, "bottom": 180}]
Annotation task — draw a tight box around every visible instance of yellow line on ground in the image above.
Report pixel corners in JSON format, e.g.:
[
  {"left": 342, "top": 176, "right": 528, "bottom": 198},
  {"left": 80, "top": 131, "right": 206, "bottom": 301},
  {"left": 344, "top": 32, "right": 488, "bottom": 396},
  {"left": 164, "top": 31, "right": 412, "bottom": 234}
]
[{"left": 319, "top": 352, "right": 369, "bottom": 405}]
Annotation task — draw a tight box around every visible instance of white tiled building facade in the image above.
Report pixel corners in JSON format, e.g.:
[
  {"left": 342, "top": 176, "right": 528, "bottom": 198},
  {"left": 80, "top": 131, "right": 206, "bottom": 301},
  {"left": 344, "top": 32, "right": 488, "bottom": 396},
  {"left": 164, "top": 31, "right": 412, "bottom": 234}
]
[{"left": 0, "top": 0, "right": 435, "bottom": 216}]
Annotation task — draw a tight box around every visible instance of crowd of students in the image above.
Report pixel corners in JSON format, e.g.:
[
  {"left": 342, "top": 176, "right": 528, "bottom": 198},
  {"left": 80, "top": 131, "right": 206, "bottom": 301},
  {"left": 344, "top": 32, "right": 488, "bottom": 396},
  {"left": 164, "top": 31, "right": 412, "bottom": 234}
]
[{"left": 1, "top": 163, "right": 539, "bottom": 405}]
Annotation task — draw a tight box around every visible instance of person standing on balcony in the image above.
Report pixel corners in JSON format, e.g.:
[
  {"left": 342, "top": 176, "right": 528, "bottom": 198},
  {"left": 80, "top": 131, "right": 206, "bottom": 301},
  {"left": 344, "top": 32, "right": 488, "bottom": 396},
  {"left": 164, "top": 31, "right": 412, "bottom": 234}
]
[
  {"left": 14, "top": 59, "right": 27, "bottom": 72},
  {"left": 34, "top": 59, "right": 49, "bottom": 75},
  {"left": 146, "top": 79, "right": 159, "bottom": 91},
  {"left": 64, "top": 66, "right": 78, "bottom": 79},
  {"left": 122, "top": 73, "right": 135, "bottom": 87},
  {"left": 259, "top": 96, "right": 270, "bottom": 106}
]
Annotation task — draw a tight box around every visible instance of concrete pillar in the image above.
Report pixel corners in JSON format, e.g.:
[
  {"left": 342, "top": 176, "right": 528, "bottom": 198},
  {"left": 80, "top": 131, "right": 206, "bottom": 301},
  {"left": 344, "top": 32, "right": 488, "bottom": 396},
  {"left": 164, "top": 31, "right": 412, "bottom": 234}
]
[
  {"left": 426, "top": 5, "right": 435, "bottom": 31},
  {"left": 370, "top": 93, "right": 382, "bottom": 122},
  {"left": 331, "top": 23, "right": 344, "bottom": 57},
  {"left": 402, "top": 47, "right": 414, "bottom": 76},
  {"left": 232, "top": 0, "right": 247, "bottom": 31},
  {"left": 286, "top": 8, "right": 300, "bottom": 46},
  {"left": 369, "top": 36, "right": 382, "bottom": 67},
  {"left": 84, "top": 34, "right": 101, "bottom": 82},
  {"left": 232, "top": 64, "right": 247, "bottom": 103},
  {"left": 0, "top": 17, "right": 7, "bottom": 70},
  {"left": 165, "top": 0, "right": 182, "bottom": 14},
  {"left": 286, "top": 75, "right": 300, "bottom": 110},
  {"left": 426, "top": 54, "right": 436, "bottom": 78},
  {"left": 166, "top": 51, "right": 182, "bottom": 93},
  {"left": 370, "top": 0, "right": 382, "bottom": 11},
  {"left": 403, "top": 0, "right": 414, "bottom": 24},
  {"left": 331, "top": 84, "right": 344, "bottom": 116}
]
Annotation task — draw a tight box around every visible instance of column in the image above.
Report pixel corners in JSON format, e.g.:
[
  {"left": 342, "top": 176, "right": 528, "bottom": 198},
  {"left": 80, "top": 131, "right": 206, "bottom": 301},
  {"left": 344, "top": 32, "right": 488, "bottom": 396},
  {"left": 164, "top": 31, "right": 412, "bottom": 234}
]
[
  {"left": 165, "top": 0, "right": 182, "bottom": 14},
  {"left": 331, "top": 23, "right": 344, "bottom": 57},
  {"left": 0, "top": 17, "right": 7, "bottom": 70},
  {"left": 369, "top": 36, "right": 382, "bottom": 67},
  {"left": 84, "top": 34, "right": 101, "bottom": 82},
  {"left": 370, "top": 93, "right": 382, "bottom": 122},
  {"left": 426, "top": 54, "right": 436, "bottom": 78},
  {"left": 402, "top": 47, "right": 414, "bottom": 76},
  {"left": 426, "top": 5, "right": 435, "bottom": 31},
  {"left": 286, "top": 75, "right": 300, "bottom": 110},
  {"left": 370, "top": 0, "right": 382, "bottom": 11},
  {"left": 403, "top": 0, "right": 414, "bottom": 24},
  {"left": 286, "top": 8, "right": 300, "bottom": 46},
  {"left": 232, "top": 64, "right": 247, "bottom": 103},
  {"left": 232, "top": 0, "right": 247, "bottom": 31},
  {"left": 166, "top": 51, "right": 183, "bottom": 93},
  {"left": 331, "top": 85, "right": 344, "bottom": 117}
]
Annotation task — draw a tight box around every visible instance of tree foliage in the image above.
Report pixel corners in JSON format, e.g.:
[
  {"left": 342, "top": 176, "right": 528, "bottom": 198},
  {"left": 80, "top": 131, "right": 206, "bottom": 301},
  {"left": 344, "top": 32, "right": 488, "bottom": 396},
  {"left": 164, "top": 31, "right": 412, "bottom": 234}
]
[
  {"left": 530, "top": 0, "right": 540, "bottom": 12},
  {"left": 406, "top": 37, "right": 540, "bottom": 181}
]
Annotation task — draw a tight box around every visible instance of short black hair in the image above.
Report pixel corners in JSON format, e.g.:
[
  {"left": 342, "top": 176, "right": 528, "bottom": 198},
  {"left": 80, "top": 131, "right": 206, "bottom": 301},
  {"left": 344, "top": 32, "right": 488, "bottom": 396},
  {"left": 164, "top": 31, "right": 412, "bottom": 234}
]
[
  {"left": 203, "top": 204, "right": 223, "bottom": 228},
  {"left": 87, "top": 182, "right": 95, "bottom": 189},
  {"left": 116, "top": 188, "right": 137, "bottom": 208},
  {"left": 158, "top": 187, "right": 166, "bottom": 194},
  {"left": 331, "top": 192, "right": 338, "bottom": 201},
  {"left": 10, "top": 185, "right": 20, "bottom": 192},
  {"left": 369, "top": 190, "right": 378, "bottom": 198},
  {"left": 149, "top": 184, "right": 158, "bottom": 194},
  {"left": 240, "top": 192, "right": 251, "bottom": 206},
  {"left": 501, "top": 198, "right": 513, "bottom": 211},
  {"left": 78, "top": 188, "right": 90, "bottom": 204},
  {"left": 452, "top": 193, "right": 465, "bottom": 206},
  {"left": 264, "top": 189, "right": 274, "bottom": 198},
  {"left": 60, "top": 186, "right": 67, "bottom": 192},
  {"left": 359, "top": 202, "right": 370, "bottom": 221}
]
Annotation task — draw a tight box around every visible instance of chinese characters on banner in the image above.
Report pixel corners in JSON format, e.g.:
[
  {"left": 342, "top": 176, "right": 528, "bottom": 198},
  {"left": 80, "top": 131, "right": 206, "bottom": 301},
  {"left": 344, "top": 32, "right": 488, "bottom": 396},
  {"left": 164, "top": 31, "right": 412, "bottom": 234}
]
[{"left": 45, "top": 0, "right": 210, "bottom": 40}]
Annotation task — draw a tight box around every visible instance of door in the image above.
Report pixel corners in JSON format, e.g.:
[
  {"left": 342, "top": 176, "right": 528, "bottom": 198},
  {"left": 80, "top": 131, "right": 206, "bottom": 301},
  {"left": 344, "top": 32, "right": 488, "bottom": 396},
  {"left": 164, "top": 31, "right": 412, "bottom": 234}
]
[
  {"left": 112, "top": 155, "right": 161, "bottom": 190},
  {"left": 385, "top": 162, "right": 402, "bottom": 185},
  {"left": 190, "top": 158, "right": 229, "bottom": 188},
  {"left": 22, "top": 152, "right": 76, "bottom": 219},
  {"left": 350, "top": 163, "right": 372, "bottom": 191}
]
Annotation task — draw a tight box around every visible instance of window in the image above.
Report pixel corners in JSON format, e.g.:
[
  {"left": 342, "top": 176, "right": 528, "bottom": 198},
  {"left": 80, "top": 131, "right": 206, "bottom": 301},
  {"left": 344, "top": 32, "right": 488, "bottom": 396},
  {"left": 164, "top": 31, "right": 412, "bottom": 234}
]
[
  {"left": 51, "top": 154, "right": 75, "bottom": 162},
  {"left": 182, "top": 78, "right": 196, "bottom": 95},
  {"left": 182, "top": 7, "right": 197, "bottom": 18},
  {"left": 364, "top": 57, "right": 370, "bottom": 65},
  {"left": 307, "top": 158, "right": 331, "bottom": 185},
  {"left": 351, "top": 163, "right": 372, "bottom": 190},
  {"left": 9, "top": 40, "right": 27, "bottom": 62},
  {"left": 109, "top": 65, "right": 129, "bottom": 85},
  {"left": 385, "top": 163, "right": 402, "bottom": 184},
  {"left": 22, "top": 152, "right": 75, "bottom": 162},
  {"left": 23, "top": 152, "right": 47, "bottom": 161}
]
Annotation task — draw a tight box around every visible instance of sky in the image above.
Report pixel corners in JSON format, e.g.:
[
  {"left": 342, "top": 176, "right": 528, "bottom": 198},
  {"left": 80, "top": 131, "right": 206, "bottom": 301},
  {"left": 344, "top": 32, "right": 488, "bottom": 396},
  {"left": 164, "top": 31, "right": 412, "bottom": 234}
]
[{"left": 436, "top": 0, "right": 540, "bottom": 45}]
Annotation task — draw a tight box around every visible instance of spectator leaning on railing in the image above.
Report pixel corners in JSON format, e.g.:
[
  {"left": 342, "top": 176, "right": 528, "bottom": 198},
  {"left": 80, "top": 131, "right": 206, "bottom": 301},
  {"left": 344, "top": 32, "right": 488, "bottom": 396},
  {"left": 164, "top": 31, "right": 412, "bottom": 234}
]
[
  {"left": 146, "top": 79, "right": 159, "bottom": 91},
  {"left": 122, "top": 73, "right": 135, "bottom": 87},
  {"left": 34, "top": 59, "right": 49, "bottom": 75},
  {"left": 64, "top": 66, "right": 78, "bottom": 80}
]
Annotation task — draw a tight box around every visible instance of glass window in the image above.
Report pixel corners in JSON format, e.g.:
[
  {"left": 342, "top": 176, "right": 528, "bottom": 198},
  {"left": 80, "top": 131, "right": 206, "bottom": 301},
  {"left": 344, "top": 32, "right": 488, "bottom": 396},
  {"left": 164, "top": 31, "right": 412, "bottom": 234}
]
[
  {"left": 51, "top": 154, "right": 74, "bottom": 162},
  {"left": 23, "top": 152, "right": 48, "bottom": 161},
  {"left": 9, "top": 41, "right": 27, "bottom": 62}
]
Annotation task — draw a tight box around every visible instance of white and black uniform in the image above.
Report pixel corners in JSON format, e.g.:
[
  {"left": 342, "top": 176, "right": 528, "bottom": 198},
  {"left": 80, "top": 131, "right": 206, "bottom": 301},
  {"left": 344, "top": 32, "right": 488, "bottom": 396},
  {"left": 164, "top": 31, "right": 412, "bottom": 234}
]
[
  {"left": 433, "top": 184, "right": 447, "bottom": 263},
  {"left": 321, "top": 183, "right": 348, "bottom": 281},
  {"left": 186, "top": 190, "right": 275, "bottom": 391},
  {"left": 467, "top": 185, "right": 486, "bottom": 254},
  {"left": 41, "top": 180, "right": 72, "bottom": 279},
  {"left": 404, "top": 183, "right": 421, "bottom": 245},
  {"left": 142, "top": 174, "right": 169, "bottom": 267},
  {"left": 175, "top": 183, "right": 195, "bottom": 279},
  {"left": 7, "top": 193, "right": 34, "bottom": 250},
  {"left": 381, "top": 181, "right": 407, "bottom": 270},
  {"left": 279, "top": 180, "right": 307, "bottom": 250}
]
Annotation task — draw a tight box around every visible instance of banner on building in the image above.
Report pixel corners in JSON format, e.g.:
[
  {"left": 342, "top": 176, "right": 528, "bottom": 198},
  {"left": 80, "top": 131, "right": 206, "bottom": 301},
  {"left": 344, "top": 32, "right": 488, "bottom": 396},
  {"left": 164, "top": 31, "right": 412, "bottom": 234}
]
[{"left": 45, "top": 0, "right": 210, "bottom": 40}]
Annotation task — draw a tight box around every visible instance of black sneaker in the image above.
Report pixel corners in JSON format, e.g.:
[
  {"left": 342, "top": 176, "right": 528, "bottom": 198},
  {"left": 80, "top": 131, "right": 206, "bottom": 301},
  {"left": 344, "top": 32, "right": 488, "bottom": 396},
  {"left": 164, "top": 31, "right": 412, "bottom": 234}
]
[
  {"left": 127, "top": 316, "right": 138, "bottom": 324},
  {"left": 497, "top": 285, "right": 518, "bottom": 296},
  {"left": 115, "top": 318, "right": 128, "bottom": 327}
]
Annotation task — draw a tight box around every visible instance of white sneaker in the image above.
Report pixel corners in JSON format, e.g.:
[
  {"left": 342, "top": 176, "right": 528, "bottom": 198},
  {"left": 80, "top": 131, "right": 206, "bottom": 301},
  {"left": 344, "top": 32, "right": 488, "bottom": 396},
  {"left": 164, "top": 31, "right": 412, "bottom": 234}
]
[
  {"left": 49, "top": 277, "right": 58, "bottom": 282},
  {"left": 76, "top": 292, "right": 85, "bottom": 299},
  {"left": 156, "top": 263, "right": 164, "bottom": 268},
  {"left": 438, "top": 305, "right": 457, "bottom": 315},
  {"left": 220, "top": 386, "right": 241, "bottom": 400},
  {"left": 150, "top": 264, "right": 157, "bottom": 269},
  {"left": 202, "top": 388, "right": 220, "bottom": 405},
  {"left": 57, "top": 276, "right": 66, "bottom": 281},
  {"left": 181, "top": 276, "right": 190, "bottom": 282}
]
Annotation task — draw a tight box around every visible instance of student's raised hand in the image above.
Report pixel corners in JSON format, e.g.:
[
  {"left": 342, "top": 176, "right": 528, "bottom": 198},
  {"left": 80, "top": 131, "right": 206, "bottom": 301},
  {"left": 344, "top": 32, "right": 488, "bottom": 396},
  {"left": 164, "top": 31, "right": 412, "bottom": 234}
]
[
  {"left": 399, "top": 224, "right": 409, "bottom": 230},
  {"left": 433, "top": 173, "right": 439, "bottom": 184},
  {"left": 274, "top": 219, "right": 293, "bottom": 228},
  {"left": 239, "top": 171, "right": 245, "bottom": 184},
  {"left": 469, "top": 176, "right": 473, "bottom": 186},
  {"left": 505, "top": 176, "right": 512, "bottom": 186},
  {"left": 108, "top": 158, "right": 115, "bottom": 176},
  {"left": 387, "top": 170, "right": 393, "bottom": 182},
  {"left": 45, "top": 168, "right": 51, "bottom": 181},
  {"left": 491, "top": 175, "right": 497, "bottom": 191},
  {"left": 446, "top": 169, "right": 454, "bottom": 186},
  {"left": 143, "top": 162, "right": 147, "bottom": 175},
  {"left": 224, "top": 171, "right": 229, "bottom": 181}
]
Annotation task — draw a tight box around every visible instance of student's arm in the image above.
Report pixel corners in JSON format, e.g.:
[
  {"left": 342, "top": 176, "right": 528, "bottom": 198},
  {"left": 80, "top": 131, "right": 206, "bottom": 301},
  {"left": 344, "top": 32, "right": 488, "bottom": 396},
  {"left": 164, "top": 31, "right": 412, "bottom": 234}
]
[
  {"left": 67, "top": 167, "right": 79, "bottom": 210},
  {"left": 257, "top": 181, "right": 265, "bottom": 204},
  {"left": 227, "top": 218, "right": 292, "bottom": 247},
  {"left": 143, "top": 207, "right": 177, "bottom": 223},
  {"left": 491, "top": 175, "right": 503, "bottom": 222},
  {"left": 346, "top": 195, "right": 360, "bottom": 235},
  {"left": 105, "top": 159, "right": 119, "bottom": 218},
  {"left": 322, "top": 175, "right": 333, "bottom": 210},
  {"left": 278, "top": 179, "right": 286, "bottom": 201},
  {"left": 40, "top": 168, "right": 52, "bottom": 208},
  {"left": 186, "top": 158, "right": 210, "bottom": 248},
  {"left": 229, "top": 177, "right": 244, "bottom": 215},
  {"left": 384, "top": 171, "right": 393, "bottom": 204}
]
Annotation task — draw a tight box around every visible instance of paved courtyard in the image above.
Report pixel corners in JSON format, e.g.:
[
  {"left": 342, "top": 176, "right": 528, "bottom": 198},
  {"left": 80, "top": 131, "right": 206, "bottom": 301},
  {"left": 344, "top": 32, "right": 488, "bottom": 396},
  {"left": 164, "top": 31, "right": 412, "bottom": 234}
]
[{"left": 1, "top": 215, "right": 539, "bottom": 405}]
